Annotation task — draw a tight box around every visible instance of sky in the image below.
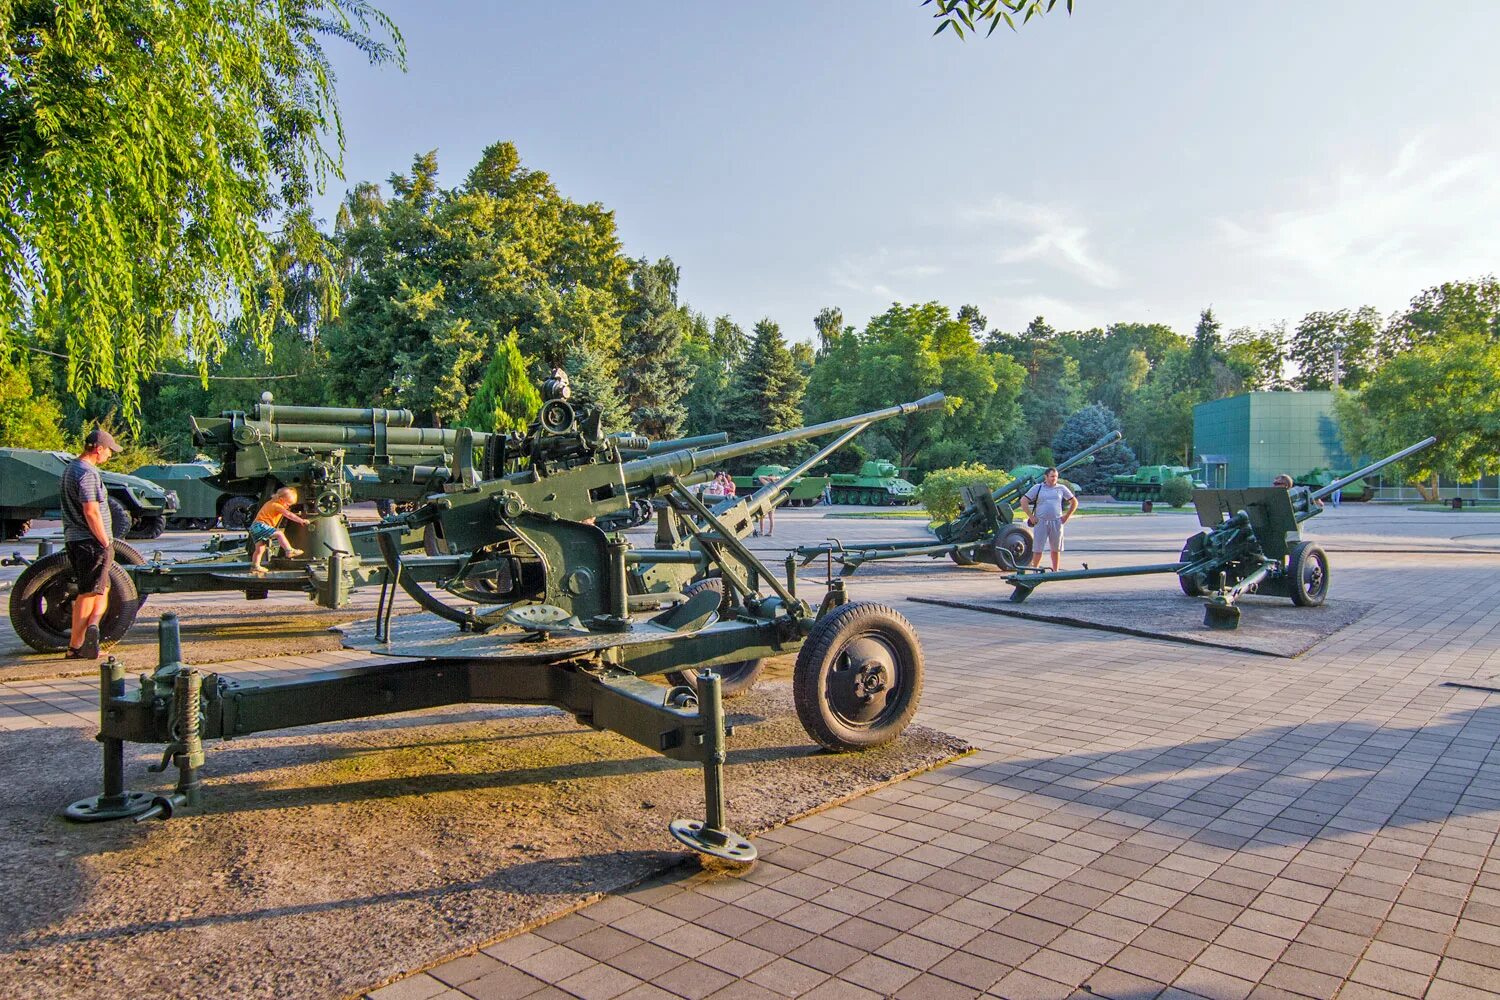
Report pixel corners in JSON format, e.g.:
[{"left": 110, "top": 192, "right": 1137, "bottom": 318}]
[{"left": 315, "top": 1, "right": 1500, "bottom": 345}]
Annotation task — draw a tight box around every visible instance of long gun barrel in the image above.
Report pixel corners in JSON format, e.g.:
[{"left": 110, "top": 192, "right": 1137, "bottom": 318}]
[
  {"left": 250, "top": 404, "right": 415, "bottom": 427},
  {"left": 1309, "top": 437, "right": 1436, "bottom": 502},
  {"left": 628, "top": 392, "right": 946, "bottom": 481},
  {"left": 617, "top": 433, "right": 729, "bottom": 459},
  {"left": 994, "top": 430, "right": 1121, "bottom": 504}
]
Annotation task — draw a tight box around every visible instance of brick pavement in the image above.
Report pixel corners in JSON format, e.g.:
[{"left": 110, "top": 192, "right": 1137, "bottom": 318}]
[{"left": 7, "top": 511, "right": 1500, "bottom": 999}]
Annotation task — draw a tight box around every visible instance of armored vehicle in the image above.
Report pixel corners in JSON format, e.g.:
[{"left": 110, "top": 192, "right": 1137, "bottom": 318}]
[
  {"left": 1107, "top": 465, "right": 1206, "bottom": 502},
  {"left": 731, "top": 464, "right": 828, "bottom": 507},
  {"left": 1295, "top": 467, "right": 1370, "bottom": 501},
  {"left": 0, "top": 447, "right": 178, "bottom": 540},
  {"left": 828, "top": 459, "right": 918, "bottom": 505},
  {"left": 130, "top": 462, "right": 229, "bottom": 530}
]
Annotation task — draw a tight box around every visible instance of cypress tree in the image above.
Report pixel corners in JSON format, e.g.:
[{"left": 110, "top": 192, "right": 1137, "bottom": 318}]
[{"left": 464, "top": 331, "right": 541, "bottom": 434}]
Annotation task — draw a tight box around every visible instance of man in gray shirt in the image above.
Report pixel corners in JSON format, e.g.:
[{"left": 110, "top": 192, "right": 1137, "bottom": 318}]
[
  {"left": 61, "top": 428, "right": 119, "bottom": 658},
  {"left": 1019, "top": 467, "right": 1078, "bottom": 571}
]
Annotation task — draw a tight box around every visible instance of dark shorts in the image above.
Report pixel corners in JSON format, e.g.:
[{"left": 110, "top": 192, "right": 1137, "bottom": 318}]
[
  {"left": 66, "top": 539, "right": 113, "bottom": 595},
  {"left": 248, "top": 521, "right": 278, "bottom": 544}
]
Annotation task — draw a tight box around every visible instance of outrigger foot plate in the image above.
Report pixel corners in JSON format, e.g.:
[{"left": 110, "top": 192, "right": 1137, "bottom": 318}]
[
  {"left": 1203, "top": 601, "right": 1241, "bottom": 630},
  {"left": 670, "top": 818, "right": 758, "bottom": 864},
  {"left": 65, "top": 791, "right": 156, "bottom": 822}
]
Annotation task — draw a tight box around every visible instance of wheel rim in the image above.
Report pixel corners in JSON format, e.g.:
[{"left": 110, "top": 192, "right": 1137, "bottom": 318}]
[
  {"left": 37, "top": 576, "right": 76, "bottom": 634},
  {"left": 826, "top": 633, "right": 905, "bottom": 729},
  {"left": 1302, "top": 554, "right": 1327, "bottom": 599},
  {"left": 1001, "top": 529, "right": 1029, "bottom": 561}
]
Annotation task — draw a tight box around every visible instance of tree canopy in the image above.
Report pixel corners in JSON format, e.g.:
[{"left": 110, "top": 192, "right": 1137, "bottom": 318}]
[{"left": 0, "top": 0, "right": 402, "bottom": 423}]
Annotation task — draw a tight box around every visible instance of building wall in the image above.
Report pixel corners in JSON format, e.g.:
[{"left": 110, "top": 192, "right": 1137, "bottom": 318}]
[{"left": 1193, "top": 392, "right": 1351, "bottom": 489}]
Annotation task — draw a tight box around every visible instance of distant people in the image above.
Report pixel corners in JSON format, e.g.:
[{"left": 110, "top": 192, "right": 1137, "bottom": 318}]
[
  {"left": 61, "top": 428, "right": 120, "bottom": 659},
  {"left": 822, "top": 481, "right": 833, "bottom": 506},
  {"left": 1273, "top": 473, "right": 1323, "bottom": 508},
  {"left": 248, "top": 487, "right": 310, "bottom": 574},
  {"left": 1019, "top": 467, "right": 1077, "bottom": 572}
]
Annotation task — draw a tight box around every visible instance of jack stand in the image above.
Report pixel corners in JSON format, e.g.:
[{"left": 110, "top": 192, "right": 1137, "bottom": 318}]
[
  {"left": 64, "top": 657, "right": 155, "bottom": 821},
  {"left": 669, "top": 670, "right": 756, "bottom": 864},
  {"left": 135, "top": 666, "right": 205, "bottom": 822}
]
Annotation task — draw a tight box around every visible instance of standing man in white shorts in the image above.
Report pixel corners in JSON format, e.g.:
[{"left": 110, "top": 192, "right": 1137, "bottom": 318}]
[{"left": 1019, "top": 467, "right": 1077, "bottom": 571}]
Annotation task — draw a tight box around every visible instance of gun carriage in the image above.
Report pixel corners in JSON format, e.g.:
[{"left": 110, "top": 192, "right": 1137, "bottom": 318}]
[
  {"left": 796, "top": 431, "right": 1121, "bottom": 574},
  {"left": 64, "top": 377, "right": 947, "bottom": 864},
  {"left": 1003, "top": 438, "right": 1436, "bottom": 629}
]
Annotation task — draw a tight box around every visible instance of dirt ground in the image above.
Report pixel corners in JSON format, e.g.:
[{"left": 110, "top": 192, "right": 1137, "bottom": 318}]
[{"left": 0, "top": 683, "right": 968, "bottom": 1000}]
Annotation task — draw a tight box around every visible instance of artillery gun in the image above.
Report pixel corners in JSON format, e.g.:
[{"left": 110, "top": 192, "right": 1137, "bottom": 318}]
[
  {"left": 64, "top": 378, "right": 946, "bottom": 865},
  {"left": 1003, "top": 438, "right": 1436, "bottom": 628},
  {"left": 797, "top": 431, "right": 1122, "bottom": 574}
]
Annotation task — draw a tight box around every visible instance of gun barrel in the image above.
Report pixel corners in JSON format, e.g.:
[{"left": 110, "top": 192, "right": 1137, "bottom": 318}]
[
  {"left": 690, "top": 393, "right": 944, "bottom": 471},
  {"left": 247, "top": 423, "right": 484, "bottom": 449},
  {"left": 250, "top": 404, "right": 415, "bottom": 427},
  {"left": 619, "top": 432, "right": 730, "bottom": 458},
  {"left": 1311, "top": 436, "right": 1437, "bottom": 501},
  {"left": 1056, "top": 430, "right": 1123, "bottom": 475}
]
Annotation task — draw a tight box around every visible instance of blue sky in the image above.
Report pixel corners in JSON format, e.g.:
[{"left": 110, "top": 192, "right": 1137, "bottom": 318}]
[{"left": 316, "top": 1, "right": 1500, "bottom": 344}]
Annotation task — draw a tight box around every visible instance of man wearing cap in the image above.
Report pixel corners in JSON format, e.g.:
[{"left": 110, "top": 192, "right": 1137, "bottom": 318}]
[{"left": 62, "top": 429, "right": 119, "bottom": 658}]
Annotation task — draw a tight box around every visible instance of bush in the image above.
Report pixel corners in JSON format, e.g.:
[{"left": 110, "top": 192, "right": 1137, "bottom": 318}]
[
  {"left": 917, "top": 463, "right": 1015, "bottom": 522},
  {"left": 1161, "top": 475, "right": 1195, "bottom": 507}
]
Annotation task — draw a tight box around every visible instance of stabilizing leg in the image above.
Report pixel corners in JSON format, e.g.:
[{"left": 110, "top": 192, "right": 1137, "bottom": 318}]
[
  {"left": 669, "top": 670, "right": 757, "bottom": 864},
  {"left": 64, "top": 657, "right": 155, "bottom": 821}
]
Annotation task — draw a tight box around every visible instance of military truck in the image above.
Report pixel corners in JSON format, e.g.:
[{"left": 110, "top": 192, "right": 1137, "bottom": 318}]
[
  {"left": 1107, "top": 465, "right": 1207, "bottom": 503},
  {"left": 828, "top": 460, "right": 918, "bottom": 505},
  {"left": 130, "top": 461, "right": 230, "bottom": 529},
  {"left": 0, "top": 447, "right": 178, "bottom": 540},
  {"left": 1295, "top": 467, "right": 1371, "bottom": 501},
  {"left": 731, "top": 464, "right": 829, "bottom": 507}
]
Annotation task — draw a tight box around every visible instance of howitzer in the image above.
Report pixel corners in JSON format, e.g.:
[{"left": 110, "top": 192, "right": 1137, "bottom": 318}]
[
  {"left": 1003, "top": 437, "right": 1437, "bottom": 629},
  {"left": 65, "top": 383, "right": 946, "bottom": 865},
  {"left": 797, "top": 430, "right": 1122, "bottom": 573}
]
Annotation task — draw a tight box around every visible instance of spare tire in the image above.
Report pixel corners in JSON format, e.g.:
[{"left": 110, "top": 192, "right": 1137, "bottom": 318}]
[{"left": 8, "top": 551, "right": 142, "bottom": 653}]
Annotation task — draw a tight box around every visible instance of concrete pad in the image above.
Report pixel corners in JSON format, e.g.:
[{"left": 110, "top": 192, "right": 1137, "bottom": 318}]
[
  {"left": 0, "top": 683, "right": 967, "bottom": 1000},
  {"left": 912, "top": 592, "right": 1375, "bottom": 658}
]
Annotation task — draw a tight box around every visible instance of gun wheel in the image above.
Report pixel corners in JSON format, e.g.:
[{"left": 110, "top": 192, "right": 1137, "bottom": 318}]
[
  {"left": 948, "top": 548, "right": 976, "bottom": 566},
  {"left": 665, "top": 578, "right": 763, "bottom": 698},
  {"left": 1178, "top": 538, "right": 1208, "bottom": 597},
  {"left": 992, "top": 525, "right": 1033, "bottom": 569},
  {"left": 127, "top": 513, "right": 166, "bottom": 539},
  {"left": 220, "top": 495, "right": 256, "bottom": 530},
  {"left": 1288, "top": 541, "right": 1329, "bottom": 607},
  {"left": 794, "top": 602, "right": 923, "bottom": 751},
  {"left": 1, "top": 517, "right": 31, "bottom": 540},
  {"left": 8, "top": 552, "right": 141, "bottom": 653}
]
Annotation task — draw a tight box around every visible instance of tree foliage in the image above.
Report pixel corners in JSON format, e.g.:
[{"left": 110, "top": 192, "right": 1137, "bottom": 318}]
[
  {"left": 925, "top": 0, "right": 1073, "bottom": 39},
  {"left": 917, "top": 463, "right": 1015, "bottom": 522},
  {"left": 1051, "top": 404, "right": 1136, "bottom": 493},
  {"left": 618, "top": 257, "right": 693, "bottom": 439},
  {"left": 722, "top": 319, "right": 807, "bottom": 465},
  {"left": 464, "top": 332, "right": 541, "bottom": 434},
  {"left": 1289, "top": 307, "right": 1393, "bottom": 390},
  {"left": 1387, "top": 276, "right": 1500, "bottom": 347},
  {"left": 0, "top": 0, "right": 402, "bottom": 424},
  {"left": 0, "top": 344, "right": 66, "bottom": 449}
]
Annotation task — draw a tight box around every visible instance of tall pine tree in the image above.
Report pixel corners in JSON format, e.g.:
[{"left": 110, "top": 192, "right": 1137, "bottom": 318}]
[
  {"left": 463, "top": 331, "right": 541, "bottom": 434},
  {"left": 724, "top": 319, "right": 808, "bottom": 466},
  {"left": 617, "top": 258, "right": 692, "bottom": 438},
  {"left": 563, "top": 341, "right": 629, "bottom": 432}
]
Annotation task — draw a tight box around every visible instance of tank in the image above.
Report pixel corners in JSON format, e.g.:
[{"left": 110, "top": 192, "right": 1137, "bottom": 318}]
[
  {"left": 1294, "top": 468, "right": 1370, "bottom": 501},
  {"left": 828, "top": 460, "right": 918, "bottom": 506},
  {"left": 1107, "top": 465, "right": 1207, "bottom": 503},
  {"left": 730, "top": 464, "right": 830, "bottom": 507},
  {"left": 131, "top": 461, "right": 229, "bottom": 529},
  {"left": 0, "top": 447, "right": 179, "bottom": 540}
]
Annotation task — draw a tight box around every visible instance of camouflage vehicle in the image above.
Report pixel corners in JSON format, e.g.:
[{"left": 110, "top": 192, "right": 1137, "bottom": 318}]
[
  {"left": 827, "top": 460, "right": 918, "bottom": 505},
  {"left": 0, "top": 447, "right": 178, "bottom": 540},
  {"left": 130, "top": 462, "right": 229, "bottom": 530},
  {"left": 1295, "top": 467, "right": 1371, "bottom": 501},
  {"left": 731, "top": 464, "right": 828, "bottom": 507},
  {"left": 1107, "top": 465, "right": 1207, "bottom": 503}
]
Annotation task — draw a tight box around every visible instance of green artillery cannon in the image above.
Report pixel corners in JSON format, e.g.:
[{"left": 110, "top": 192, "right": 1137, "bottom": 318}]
[
  {"left": 64, "top": 378, "right": 946, "bottom": 864},
  {"left": 796, "top": 431, "right": 1122, "bottom": 574},
  {"left": 597, "top": 432, "right": 730, "bottom": 530},
  {"left": 1003, "top": 437, "right": 1437, "bottom": 629}
]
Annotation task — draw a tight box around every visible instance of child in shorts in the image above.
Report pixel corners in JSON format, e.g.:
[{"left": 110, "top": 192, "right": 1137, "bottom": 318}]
[{"left": 248, "top": 487, "right": 310, "bottom": 573}]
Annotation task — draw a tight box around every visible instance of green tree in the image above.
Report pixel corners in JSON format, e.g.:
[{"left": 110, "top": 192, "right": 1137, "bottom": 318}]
[
  {"left": 0, "top": 345, "right": 66, "bottom": 449},
  {"left": 1387, "top": 276, "right": 1500, "bottom": 347},
  {"left": 1225, "top": 323, "right": 1288, "bottom": 391},
  {"left": 1122, "top": 348, "right": 1197, "bottom": 465},
  {"left": 464, "top": 332, "right": 541, "bottom": 434},
  {"left": 1334, "top": 333, "right": 1500, "bottom": 485},
  {"left": 1017, "top": 339, "right": 1081, "bottom": 456},
  {"left": 1051, "top": 404, "right": 1136, "bottom": 492},
  {"left": 723, "top": 319, "right": 807, "bottom": 464},
  {"left": 926, "top": 0, "right": 1072, "bottom": 39},
  {"left": 813, "top": 307, "right": 846, "bottom": 356},
  {"left": 0, "top": 0, "right": 402, "bottom": 423},
  {"left": 1290, "top": 306, "right": 1392, "bottom": 390},
  {"left": 618, "top": 258, "right": 693, "bottom": 438}
]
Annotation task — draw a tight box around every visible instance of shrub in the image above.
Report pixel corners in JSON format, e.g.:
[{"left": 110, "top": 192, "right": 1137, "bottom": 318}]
[
  {"left": 1161, "top": 475, "right": 1195, "bottom": 507},
  {"left": 917, "top": 463, "right": 1015, "bottom": 522}
]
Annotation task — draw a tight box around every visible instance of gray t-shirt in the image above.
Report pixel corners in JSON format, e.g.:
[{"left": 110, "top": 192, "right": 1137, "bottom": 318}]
[
  {"left": 61, "top": 458, "right": 112, "bottom": 543},
  {"left": 1024, "top": 482, "right": 1076, "bottom": 521}
]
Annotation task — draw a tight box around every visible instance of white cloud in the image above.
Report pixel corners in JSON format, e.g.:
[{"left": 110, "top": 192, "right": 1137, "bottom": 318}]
[
  {"left": 960, "top": 197, "right": 1122, "bottom": 289},
  {"left": 1217, "top": 135, "right": 1500, "bottom": 295},
  {"left": 829, "top": 248, "right": 945, "bottom": 303}
]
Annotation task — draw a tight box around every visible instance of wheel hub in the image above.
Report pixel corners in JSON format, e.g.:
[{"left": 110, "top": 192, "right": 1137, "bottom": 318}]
[{"left": 828, "top": 635, "right": 899, "bottom": 726}]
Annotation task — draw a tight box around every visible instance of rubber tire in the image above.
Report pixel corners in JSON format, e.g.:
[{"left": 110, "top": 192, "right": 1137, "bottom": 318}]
[
  {"left": 993, "top": 525, "right": 1034, "bottom": 569},
  {"left": 108, "top": 497, "right": 130, "bottom": 539},
  {"left": 9, "top": 551, "right": 142, "bottom": 653},
  {"left": 793, "top": 602, "right": 924, "bottom": 751},
  {"left": 128, "top": 513, "right": 166, "bottom": 540},
  {"left": 1, "top": 517, "right": 31, "bottom": 541},
  {"left": 1178, "top": 539, "right": 1209, "bottom": 597},
  {"left": 665, "top": 578, "right": 764, "bottom": 698},
  {"left": 220, "top": 495, "right": 257, "bottom": 530},
  {"left": 1288, "top": 541, "right": 1330, "bottom": 607},
  {"left": 948, "top": 548, "right": 976, "bottom": 567}
]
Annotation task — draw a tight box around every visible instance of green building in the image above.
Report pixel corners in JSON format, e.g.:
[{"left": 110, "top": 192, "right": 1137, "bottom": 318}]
[{"left": 1192, "top": 391, "right": 1350, "bottom": 490}]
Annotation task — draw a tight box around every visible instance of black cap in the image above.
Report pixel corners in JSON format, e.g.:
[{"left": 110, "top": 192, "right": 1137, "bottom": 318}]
[{"left": 84, "top": 428, "right": 120, "bottom": 452}]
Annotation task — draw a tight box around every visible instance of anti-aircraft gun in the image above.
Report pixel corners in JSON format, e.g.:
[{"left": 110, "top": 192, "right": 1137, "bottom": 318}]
[
  {"left": 1002, "top": 437, "right": 1437, "bottom": 629},
  {"left": 63, "top": 375, "right": 947, "bottom": 865},
  {"left": 796, "top": 431, "right": 1122, "bottom": 574}
]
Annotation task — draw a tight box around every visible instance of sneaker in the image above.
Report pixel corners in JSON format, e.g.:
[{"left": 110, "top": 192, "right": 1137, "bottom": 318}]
[{"left": 78, "top": 624, "right": 100, "bottom": 659}]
